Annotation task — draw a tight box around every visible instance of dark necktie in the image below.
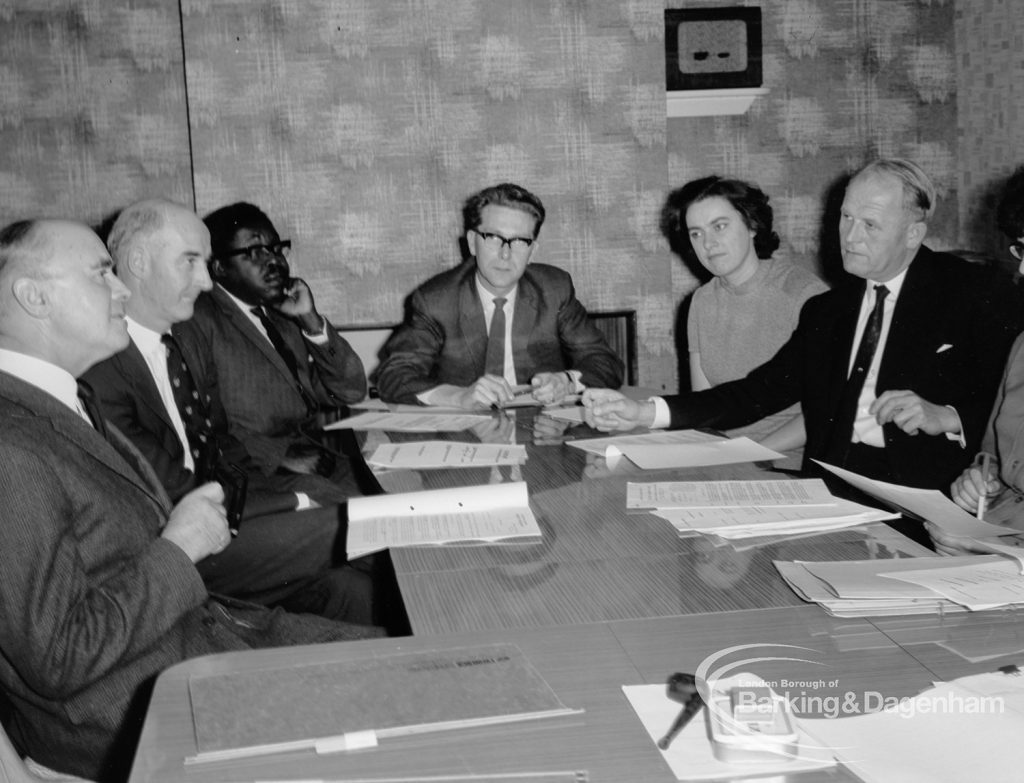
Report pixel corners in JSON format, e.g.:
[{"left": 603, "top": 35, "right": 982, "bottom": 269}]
[
  {"left": 484, "top": 297, "right": 507, "bottom": 379},
  {"left": 250, "top": 306, "right": 317, "bottom": 413},
  {"left": 826, "top": 284, "right": 890, "bottom": 462},
  {"left": 76, "top": 379, "right": 108, "bottom": 439},
  {"left": 161, "top": 333, "right": 213, "bottom": 463}
]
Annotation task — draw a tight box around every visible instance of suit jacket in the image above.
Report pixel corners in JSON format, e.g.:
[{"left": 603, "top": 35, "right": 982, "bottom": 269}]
[
  {"left": 182, "top": 286, "right": 366, "bottom": 472},
  {"left": 663, "top": 247, "right": 1024, "bottom": 489},
  {"left": 83, "top": 333, "right": 253, "bottom": 503},
  {"left": 376, "top": 261, "right": 624, "bottom": 403},
  {"left": 0, "top": 371, "right": 374, "bottom": 781}
]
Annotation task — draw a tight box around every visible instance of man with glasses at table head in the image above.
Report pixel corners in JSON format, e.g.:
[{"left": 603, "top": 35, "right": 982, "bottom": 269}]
[
  {"left": 185, "top": 202, "right": 366, "bottom": 495},
  {"left": 584, "top": 158, "right": 1024, "bottom": 495},
  {"left": 376, "top": 182, "right": 623, "bottom": 409}
]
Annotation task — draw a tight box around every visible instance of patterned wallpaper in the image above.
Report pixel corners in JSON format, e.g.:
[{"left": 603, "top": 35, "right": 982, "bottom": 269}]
[
  {"left": 955, "top": 0, "right": 1024, "bottom": 263},
  {"left": 0, "top": 1, "right": 991, "bottom": 392},
  {"left": 0, "top": 1, "right": 192, "bottom": 225},
  {"left": 665, "top": 0, "right": 959, "bottom": 315},
  {"left": 181, "top": 0, "right": 677, "bottom": 391}
]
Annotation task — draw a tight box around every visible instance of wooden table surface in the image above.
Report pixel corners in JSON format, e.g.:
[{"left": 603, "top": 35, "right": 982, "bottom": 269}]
[
  {"left": 129, "top": 405, "right": 994, "bottom": 783},
  {"left": 130, "top": 606, "right": 948, "bottom": 783},
  {"left": 366, "top": 408, "right": 930, "bottom": 635}
]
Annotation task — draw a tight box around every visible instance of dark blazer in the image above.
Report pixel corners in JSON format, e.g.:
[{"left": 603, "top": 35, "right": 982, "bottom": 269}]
[
  {"left": 662, "top": 247, "right": 1024, "bottom": 489},
  {"left": 182, "top": 286, "right": 366, "bottom": 472},
  {"left": 83, "top": 332, "right": 252, "bottom": 502},
  {"left": 0, "top": 372, "right": 371, "bottom": 782},
  {"left": 376, "top": 261, "right": 624, "bottom": 404}
]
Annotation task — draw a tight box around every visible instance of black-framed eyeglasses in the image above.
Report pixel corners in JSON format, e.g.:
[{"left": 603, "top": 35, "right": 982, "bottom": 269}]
[
  {"left": 1011, "top": 241, "right": 1024, "bottom": 261},
  {"left": 224, "top": 239, "right": 291, "bottom": 262},
  {"left": 475, "top": 230, "right": 534, "bottom": 254}
]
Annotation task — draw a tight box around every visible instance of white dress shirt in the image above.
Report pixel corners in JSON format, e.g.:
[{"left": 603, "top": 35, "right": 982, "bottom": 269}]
[{"left": 126, "top": 318, "right": 196, "bottom": 470}]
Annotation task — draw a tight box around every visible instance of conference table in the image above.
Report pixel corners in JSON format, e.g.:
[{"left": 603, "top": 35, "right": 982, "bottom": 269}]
[{"left": 127, "top": 405, "right": 1023, "bottom": 783}]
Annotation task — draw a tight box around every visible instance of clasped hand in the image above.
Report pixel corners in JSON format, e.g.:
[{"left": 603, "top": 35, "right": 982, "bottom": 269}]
[
  {"left": 581, "top": 388, "right": 653, "bottom": 431},
  {"left": 161, "top": 482, "right": 230, "bottom": 563},
  {"left": 870, "top": 390, "right": 960, "bottom": 436}
]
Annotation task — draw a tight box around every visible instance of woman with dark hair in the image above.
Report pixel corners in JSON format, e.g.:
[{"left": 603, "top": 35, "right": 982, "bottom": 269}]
[{"left": 663, "top": 175, "right": 827, "bottom": 452}]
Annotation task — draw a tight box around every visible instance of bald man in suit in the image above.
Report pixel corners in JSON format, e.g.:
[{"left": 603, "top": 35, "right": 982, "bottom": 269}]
[{"left": 0, "top": 218, "right": 378, "bottom": 782}]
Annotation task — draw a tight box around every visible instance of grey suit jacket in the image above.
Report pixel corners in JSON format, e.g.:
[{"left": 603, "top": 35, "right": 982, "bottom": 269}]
[
  {"left": 181, "top": 286, "right": 366, "bottom": 472},
  {"left": 376, "top": 261, "right": 624, "bottom": 404},
  {"left": 0, "top": 372, "right": 368, "bottom": 781}
]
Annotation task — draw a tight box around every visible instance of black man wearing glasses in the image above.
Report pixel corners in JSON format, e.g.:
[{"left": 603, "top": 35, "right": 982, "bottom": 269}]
[
  {"left": 377, "top": 183, "right": 623, "bottom": 409},
  {"left": 183, "top": 202, "right": 366, "bottom": 493}
]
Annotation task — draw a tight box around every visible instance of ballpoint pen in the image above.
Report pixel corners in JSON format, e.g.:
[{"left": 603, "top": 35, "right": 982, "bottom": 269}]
[{"left": 977, "top": 453, "right": 992, "bottom": 520}]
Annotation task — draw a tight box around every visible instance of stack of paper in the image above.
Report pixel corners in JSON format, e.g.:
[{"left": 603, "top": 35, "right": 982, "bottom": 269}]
[
  {"left": 772, "top": 554, "right": 1024, "bottom": 617},
  {"left": 346, "top": 481, "right": 541, "bottom": 558},
  {"left": 628, "top": 479, "right": 898, "bottom": 539}
]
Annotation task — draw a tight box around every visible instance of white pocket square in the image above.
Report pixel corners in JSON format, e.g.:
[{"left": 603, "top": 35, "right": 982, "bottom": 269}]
[{"left": 936, "top": 344, "right": 953, "bottom": 353}]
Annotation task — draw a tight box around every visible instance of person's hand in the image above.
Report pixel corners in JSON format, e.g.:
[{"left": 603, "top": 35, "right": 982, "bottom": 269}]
[
  {"left": 454, "top": 375, "right": 514, "bottom": 409},
  {"left": 870, "top": 390, "right": 960, "bottom": 436},
  {"left": 530, "top": 372, "right": 574, "bottom": 405},
  {"left": 532, "top": 413, "right": 573, "bottom": 445},
  {"left": 582, "top": 388, "right": 654, "bottom": 432},
  {"left": 161, "top": 482, "right": 230, "bottom": 563},
  {"left": 272, "top": 277, "right": 323, "bottom": 334},
  {"left": 950, "top": 460, "right": 1002, "bottom": 515},
  {"left": 925, "top": 522, "right": 996, "bottom": 557},
  {"left": 281, "top": 442, "right": 326, "bottom": 475}
]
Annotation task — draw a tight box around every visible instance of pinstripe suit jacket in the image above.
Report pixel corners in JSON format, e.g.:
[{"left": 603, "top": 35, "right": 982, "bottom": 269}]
[
  {"left": 0, "top": 371, "right": 368, "bottom": 781},
  {"left": 181, "top": 286, "right": 366, "bottom": 473}
]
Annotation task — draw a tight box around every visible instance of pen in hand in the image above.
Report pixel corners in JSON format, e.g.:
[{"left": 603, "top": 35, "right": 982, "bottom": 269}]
[
  {"left": 657, "top": 672, "right": 703, "bottom": 750},
  {"left": 977, "top": 453, "right": 991, "bottom": 520}
]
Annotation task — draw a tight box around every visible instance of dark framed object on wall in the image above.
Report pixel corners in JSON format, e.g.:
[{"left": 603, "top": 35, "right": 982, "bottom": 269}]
[{"left": 665, "top": 7, "right": 763, "bottom": 91}]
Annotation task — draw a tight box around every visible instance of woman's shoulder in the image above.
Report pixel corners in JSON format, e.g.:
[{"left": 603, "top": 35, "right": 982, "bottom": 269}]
[{"left": 765, "top": 258, "right": 829, "bottom": 299}]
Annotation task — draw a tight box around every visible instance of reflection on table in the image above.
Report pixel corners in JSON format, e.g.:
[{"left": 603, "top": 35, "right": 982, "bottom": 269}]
[{"left": 363, "top": 407, "right": 930, "bottom": 635}]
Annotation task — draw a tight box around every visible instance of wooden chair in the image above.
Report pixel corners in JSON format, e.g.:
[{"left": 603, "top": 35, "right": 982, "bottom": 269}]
[
  {"left": 334, "top": 323, "right": 397, "bottom": 398},
  {"left": 587, "top": 309, "right": 638, "bottom": 386}
]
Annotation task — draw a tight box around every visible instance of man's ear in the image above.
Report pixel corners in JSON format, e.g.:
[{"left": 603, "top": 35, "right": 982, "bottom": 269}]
[
  {"left": 465, "top": 230, "right": 478, "bottom": 260},
  {"left": 209, "top": 256, "right": 224, "bottom": 279},
  {"left": 11, "top": 277, "right": 50, "bottom": 319},
  {"left": 906, "top": 220, "right": 927, "bottom": 250},
  {"left": 123, "top": 245, "right": 148, "bottom": 280}
]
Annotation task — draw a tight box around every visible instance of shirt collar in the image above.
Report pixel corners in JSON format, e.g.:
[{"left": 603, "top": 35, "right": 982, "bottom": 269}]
[
  {"left": 474, "top": 275, "right": 518, "bottom": 309},
  {"left": 866, "top": 267, "right": 909, "bottom": 300},
  {"left": 0, "top": 348, "right": 80, "bottom": 413},
  {"left": 125, "top": 316, "right": 165, "bottom": 356}
]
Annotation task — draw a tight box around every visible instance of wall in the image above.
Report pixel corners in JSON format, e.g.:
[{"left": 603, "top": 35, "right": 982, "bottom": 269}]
[
  {"left": 665, "top": 0, "right": 959, "bottom": 352},
  {"left": 955, "top": 0, "right": 1024, "bottom": 262},
  {"left": 0, "top": 1, "right": 969, "bottom": 393},
  {"left": 0, "top": 1, "right": 192, "bottom": 223}
]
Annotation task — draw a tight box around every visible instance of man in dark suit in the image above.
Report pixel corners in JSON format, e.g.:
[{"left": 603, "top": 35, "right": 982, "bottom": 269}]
[
  {"left": 83, "top": 199, "right": 375, "bottom": 624},
  {"left": 584, "top": 159, "right": 1024, "bottom": 491},
  {"left": 185, "top": 202, "right": 365, "bottom": 491},
  {"left": 0, "top": 218, "right": 379, "bottom": 782},
  {"left": 376, "top": 182, "right": 624, "bottom": 408}
]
